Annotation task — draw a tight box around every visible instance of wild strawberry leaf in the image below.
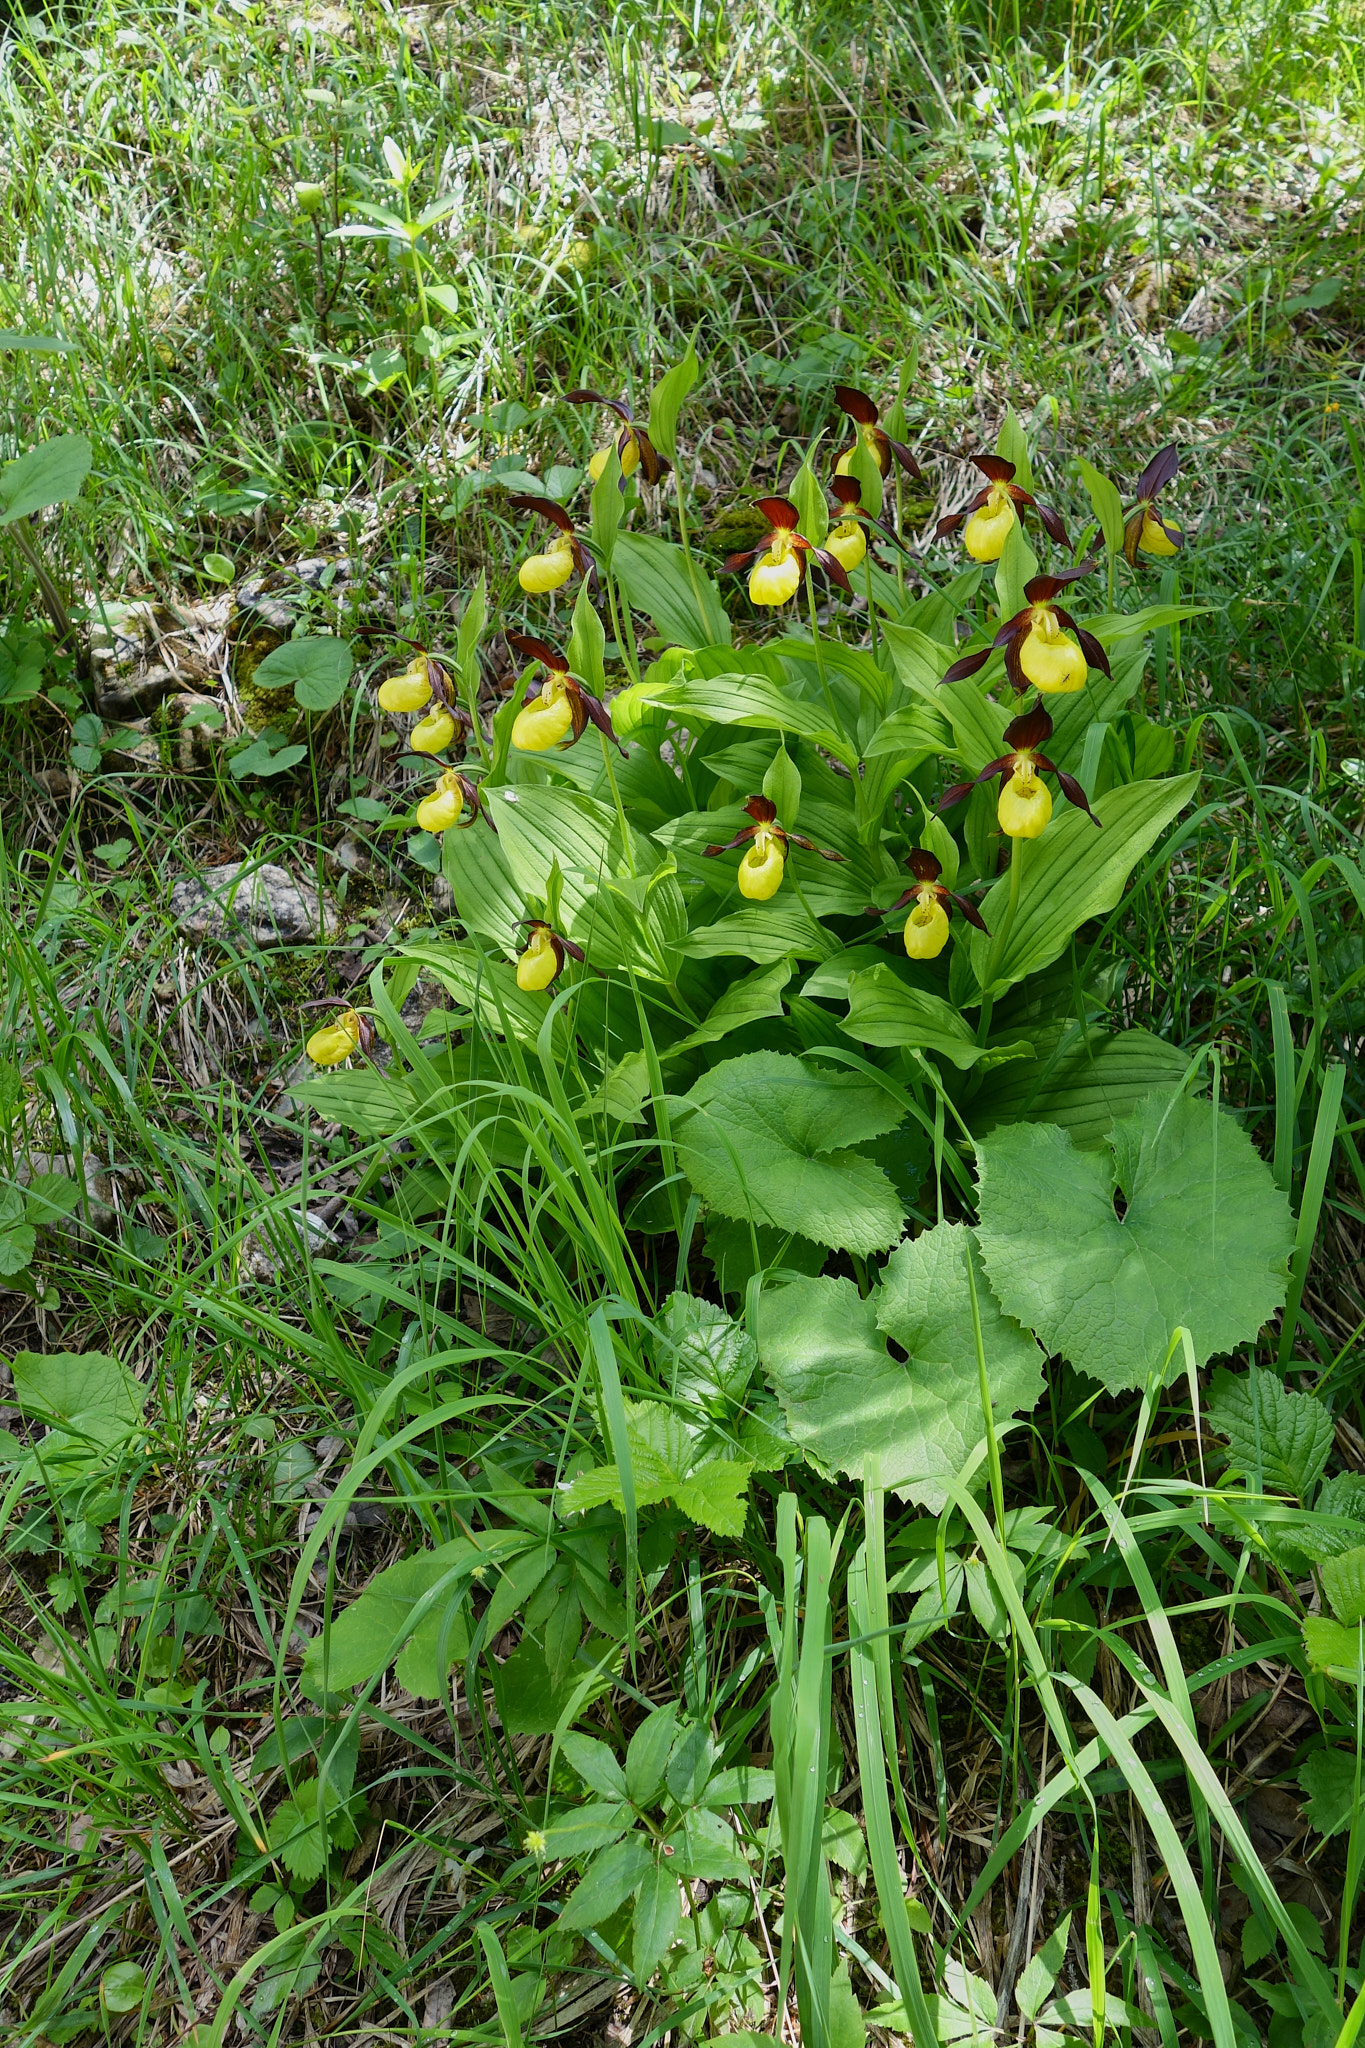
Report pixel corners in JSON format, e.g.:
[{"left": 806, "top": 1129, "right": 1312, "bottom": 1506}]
[{"left": 976, "top": 1092, "right": 1292, "bottom": 1396}]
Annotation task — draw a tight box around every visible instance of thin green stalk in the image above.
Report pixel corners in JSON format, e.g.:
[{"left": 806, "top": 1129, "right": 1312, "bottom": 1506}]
[{"left": 977, "top": 834, "right": 1025, "bottom": 1041}]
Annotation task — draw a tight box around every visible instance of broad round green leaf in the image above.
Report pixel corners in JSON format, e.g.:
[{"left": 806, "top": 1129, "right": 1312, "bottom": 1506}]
[
  {"left": 675, "top": 1051, "right": 906, "bottom": 1256},
  {"left": 976, "top": 1091, "right": 1293, "bottom": 1395},
  {"left": 0, "top": 433, "right": 92, "bottom": 526},
  {"left": 757, "top": 1224, "right": 1043, "bottom": 1508},
  {"left": 100, "top": 1963, "right": 146, "bottom": 2014},
  {"left": 252, "top": 633, "right": 354, "bottom": 710}
]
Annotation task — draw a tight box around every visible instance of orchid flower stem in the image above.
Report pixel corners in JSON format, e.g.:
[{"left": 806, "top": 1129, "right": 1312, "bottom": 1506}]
[
  {"left": 864, "top": 547, "right": 878, "bottom": 657},
  {"left": 894, "top": 473, "right": 906, "bottom": 597},
  {"left": 804, "top": 564, "right": 843, "bottom": 738},
  {"left": 977, "top": 835, "right": 1025, "bottom": 1043},
  {"left": 605, "top": 569, "right": 641, "bottom": 689},
  {"left": 462, "top": 675, "right": 490, "bottom": 769},
  {"left": 597, "top": 727, "right": 636, "bottom": 879}
]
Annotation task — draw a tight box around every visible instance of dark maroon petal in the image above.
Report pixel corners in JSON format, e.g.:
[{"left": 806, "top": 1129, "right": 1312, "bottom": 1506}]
[
  {"left": 935, "top": 511, "right": 966, "bottom": 539},
  {"left": 1004, "top": 705, "right": 1054, "bottom": 750},
  {"left": 834, "top": 384, "right": 879, "bottom": 426},
  {"left": 973, "top": 453, "right": 1016, "bottom": 483},
  {"left": 867, "top": 512, "right": 909, "bottom": 550},
  {"left": 754, "top": 495, "right": 800, "bottom": 529},
  {"left": 812, "top": 546, "right": 853, "bottom": 592},
  {"left": 506, "top": 492, "right": 575, "bottom": 536},
  {"left": 1156, "top": 515, "right": 1185, "bottom": 551},
  {"left": 943, "top": 647, "right": 992, "bottom": 684},
  {"left": 869, "top": 428, "right": 894, "bottom": 478},
  {"left": 635, "top": 431, "right": 670, "bottom": 485},
  {"left": 704, "top": 826, "right": 760, "bottom": 855},
  {"left": 559, "top": 934, "right": 587, "bottom": 963},
  {"left": 582, "top": 690, "right": 628, "bottom": 756},
  {"left": 506, "top": 630, "right": 568, "bottom": 672},
  {"left": 1055, "top": 770, "right": 1101, "bottom": 824},
  {"left": 563, "top": 387, "right": 612, "bottom": 408},
  {"left": 937, "top": 780, "right": 974, "bottom": 812},
  {"left": 948, "top": 891, "right": 990, "bottom": 934},
  {"left": 1135, "top": 444, "right": 1179, "bottom": 502},
  {"left": 831, "top": 476, "right": 862, "bottom": 509},
  {"left": 722, "top": 549, "right": 758, "bottom": 573},
  {"left": 907, "top": 848, "right": 943, "bottom": 883},
  {"left": 1034, "top": 499, "right": 1072, "bottom": 550},
  {"left": 869, "top": 888, "right": 916, "bottom": 916},
  {"left": 884, "top": 437, "right": 925, "bottom": 481},
  {"left": 744, "top": 795, "right": 778, "bottom": 824},
  {"left": 815, "top": 845, "right": 846, "bottom": 862},
  {"left": 992, "top": 609, "right": 1033, "bottom": 650},
  {"left": 1074, "top": 627, "right": 1111, "bottom": 677},
  {"left": 1121, "top": 511, "right": 1144, "bottom": 567},
  {"left": 1002, "top": 637, "right": 1029, "bottom": 695},
  {"left": 1025, "top": 562, "right": 1094, "bottom": 601}
]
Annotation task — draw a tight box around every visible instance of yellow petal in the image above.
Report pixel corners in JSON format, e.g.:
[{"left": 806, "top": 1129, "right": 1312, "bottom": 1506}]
[
  {"left": 1139, "top": 513, "right": 1180, "bottom": 557},
  {"left": 748, "top": 550, "right": 802, "bottom": 606},
  {"left": 825, "top": 521, "right": 867, "bottom": 573},
  {"left": 963, "top": 497, "right": 1017, "bottom": 563},
  {"left": 516, "top": 932, "right": 559, "bottom": 990},
  {"left": 902, "top": 899, "right": 949, "bottom": 960},
  {"left": 518, "top": 545, "right": 575, "bottom": 593},
  {"left": 736, "top": 839, "right": 786, "bottom": 900},
  {"left": 377, "top": 670, "right": 432, "bottom": 713},
  {"left": 409, "top": 708, "right": 457, "bottom": 754},
  {"left": 998, "top": 769, "right": 1052, "bottom": 839},
  {"left": 1018, "top": 628, "right": 1087, "bottom": 693},
  {"left": 306, "top": 1010, "right": 362, "bottom": 1066},
  {"left": 511, "top": 694, "right": 575, "bottom": 751}
]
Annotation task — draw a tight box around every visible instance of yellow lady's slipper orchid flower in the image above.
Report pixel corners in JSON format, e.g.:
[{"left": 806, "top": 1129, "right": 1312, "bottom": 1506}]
[
  {"left": 724, "top": 498, "right": 853, "bottom": 610},
  {"left": 506, "top": 493, "right": 593, "bottom": 597},
  {"left": 871, "top": 849, "right": 989, "bottom": 959},
  {"left": 704, "top": 795, "right": 845, "bottom": 900},
  {"left": 1123, "top": 445, "right": 1183, "bottom": 564},
  {"left": 410, "top": 705, "right": 458, "bottom": 754},
  {"left": 566, "top": 389, "right": 668, "bottom": 485},
  {"left": 514, "top": 919, "right": 585, "bottom": 992},
  {"left": 939, "top": 707, "right": 1101, "bottom": 843},
  {"left": 943, "top": 564, "right": 1110, "bottom": 699},
  {"left": 306, "top": 1007, "right": 370, "bottom": 1066},
  {"left": 937, "top": 454, "right": 1070, "bottom": 560},
  {"left": 505, "top": 632, "right": 625, "bottom": 755},
  {"left": 831, "top": 386, "right": 924, "bottom": 480}
]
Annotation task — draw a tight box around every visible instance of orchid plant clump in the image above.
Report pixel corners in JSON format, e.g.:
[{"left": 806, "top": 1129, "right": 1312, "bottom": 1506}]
[
  {"left": 288, "top": 369, "right": 1318, "bottom": 2044},
  {"left": 307, "top": 365, "right": 1199, "bottom": 1088}
]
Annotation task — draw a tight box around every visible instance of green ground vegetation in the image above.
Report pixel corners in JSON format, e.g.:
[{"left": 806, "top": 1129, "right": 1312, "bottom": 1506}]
[{"left": 1, "top": 0, "right": 1365, "bottom": 2044}]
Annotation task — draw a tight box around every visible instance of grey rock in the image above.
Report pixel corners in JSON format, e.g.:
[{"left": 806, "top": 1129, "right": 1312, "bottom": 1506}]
[
  {"left": 170, "top": 862, "right": 335, "bottom": 945},
  {"left": 95, "top": 663, "right": 182, "bottom": 720}
]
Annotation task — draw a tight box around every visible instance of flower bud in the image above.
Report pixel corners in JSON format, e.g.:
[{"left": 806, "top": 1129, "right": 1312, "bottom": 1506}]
[
  {"left": 903, "top": 896, "right": 949, "bottom": 959},
  {"left": 306, "top": 1009, "right": 362, "bottom": 1066},
  {"left": 293, "top": 181, "right": 327, "bottom": 216},
  {"left": 409, "top": 706, "right": 457, "bottom": 754},
  {"left": 518, "top": 544, "right": 576, "bottom": 594}
]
